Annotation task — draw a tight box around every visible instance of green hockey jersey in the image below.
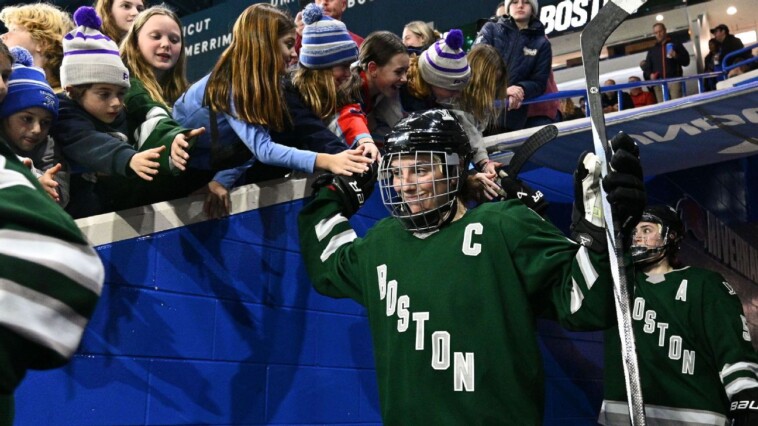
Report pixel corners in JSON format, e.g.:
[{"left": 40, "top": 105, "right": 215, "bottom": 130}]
[
  {"left": 0, "top": 139, "right": 104, "bottom": 424},
  {"left": 600, "top": 266, "right": 758, "bottom": 425},
  {"left": 299, "top": 189, "right": 617, "bottom": 425}
]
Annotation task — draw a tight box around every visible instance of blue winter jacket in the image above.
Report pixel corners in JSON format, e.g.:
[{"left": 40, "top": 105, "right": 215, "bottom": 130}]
[{"left": 474, "top": 16, "right": 552, "bottom": 130}]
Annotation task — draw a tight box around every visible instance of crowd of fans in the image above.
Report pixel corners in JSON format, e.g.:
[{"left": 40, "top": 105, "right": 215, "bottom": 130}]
[{"left": 0, "top": 0, "right": 751, "bottom": 220}]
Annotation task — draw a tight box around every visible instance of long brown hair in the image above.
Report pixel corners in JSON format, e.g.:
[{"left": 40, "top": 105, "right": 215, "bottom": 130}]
[
  {"left": 292, "top": 67, "right": 337, "bottom": 120},
  {"left": 459, "top": 44, "right": 507, "bottom": 130},
  {"left": 120, "top": 5, "right": 187, "bottom": 108},
  {"left": 95, "top": 0, "right": 146, "bottom": 44},
  {"left": 205, "top": 3, "right": 294, "bottom": 131}
]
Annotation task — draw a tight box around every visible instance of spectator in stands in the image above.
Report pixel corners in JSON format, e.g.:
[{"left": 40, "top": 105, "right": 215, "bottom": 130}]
[
  {"left": 0, "top": 3, "right": 72, "bottom": 92},
  {"left": 495, "top": 1, "right": 507, "bottom": 17},
  {"left": 295, "top": 0, "right": 363, "bottom": 56},
  {"left": 703, "top": 38, "right": 721, "bottom": 91},
  {"left": 346, "top": 31, "right": 409, "bottom": 145},
  {"left": 94, "top": 0, "right": 145, "bottom": 44},
  {"left": 173, "top": 3, "right": 371, "bottom": 218},
  {"left": 641, "top": 23, "right": 690, "bottom": 101},
  {"left": 711, "top": 24, "right": 747, "bottom": 67},
  {"left": 53, "top": 6, "right": 165, "bottom": 218},
  {"left": 293, "top": 3, "right": 379, "bottom": 160},
  {"left": 119, "top": 5, "right": 207, "bottom": 210},
  {"left": 0, "top": 47, "right": 67, "bottom": 207},
  {"left": 601, "top": 79, "right": 633, "bottom": 112},
  {"left": 402, "top": 30, "right": 497, "bottom": 174},
  {"left": 526, "top": 70, "right": 561, "bottom": 128},
  {"left": 474, "top": 0, "right": 552, "bottom": 131},
  {"left": 711, "top": 24, "right": 753, "bottom": 77},
  {"left": 401, "top": 20, "right": 439, "bottom": 56},
  {"left": 559, "top": 97, "right": 583, "bottom": 120},
  {"left": 627, "top": 75, "right": 656, "bottom": 108}
]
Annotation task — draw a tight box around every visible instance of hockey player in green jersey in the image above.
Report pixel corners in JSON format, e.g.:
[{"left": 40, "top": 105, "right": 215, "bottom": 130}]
[
  {"left": 0, "top": 134, "right": 104, "bottom": 425},
  {"left": 599, "top": 205, "right": 758, "bottom": 426},
  {"left": 298, "top": 108, "right": 646, "bottom": 425}
]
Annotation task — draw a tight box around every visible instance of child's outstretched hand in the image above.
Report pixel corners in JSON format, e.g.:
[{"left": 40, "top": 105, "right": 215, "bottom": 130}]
[
  {"left": 39, "top": 163, "right": 62, "bottom": 202},
  {"left": 203, "top": 180, "right": 230, "bottom": 219},
  {"left": 357, "top": 138, "right": 380, "bottom": 162},
  {"left": 130, "top": 146, "right": 165, "bottom": 181},
  {"left": 171, "top": 127, "right": 205, "bottom": 171},
  {"left": 316, "top": 146, "right": 373, "bottom": 176}
]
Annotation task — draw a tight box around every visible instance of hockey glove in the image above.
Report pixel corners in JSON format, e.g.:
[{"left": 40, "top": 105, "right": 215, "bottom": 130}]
[
  {"left": 498, "top": 169, "right": 549, "bottom": 216},
  {"left": 603, "top": 131, "right": 646, "bottom": 237},
  {"left": 730, "top": 387, "right": 758, "bottom": 426},
  {"left": 311, "top": 161, "right": 378, "bottom": 218},
  {"left": 571, "top": 151, "right": 606, "bottom": 252}
]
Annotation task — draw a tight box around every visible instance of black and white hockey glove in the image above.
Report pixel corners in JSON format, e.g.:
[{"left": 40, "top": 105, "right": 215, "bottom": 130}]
[
  {"left": 571, "top": 151, "right": 606, "bottom": 252},
  {"left": 603, "top": 132, "right": 646, "bottom": 237},
  {"left": 498, "top": 169, "right": 549, "bottom": 216},
  {"left": 730, "top": 387, "right": 758, "bottom": 426},
  {"left": 311, "top": 161, "right": 378, "bottom": 218},
  {"left": 571, "top": 132, "right": 645, "bottom": 252}
]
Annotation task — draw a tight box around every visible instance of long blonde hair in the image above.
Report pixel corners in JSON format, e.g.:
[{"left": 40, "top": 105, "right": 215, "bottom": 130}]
[
  {"left": 205, "top": 3, "right": 294, "bottom": 131},
  {"left": 0, "top": 3, "right": 73, "bottom": 90},
  {"left": 95, "top": 0, "right": 145, "bottom": 44},
  {"left": 460, "top": 44, "right": 507, "bottom": 130},
  {"left": 403, "top": 21, "right": 439, "bottom": 49},
  {"left": 120, "top": 5, "right": 187, "bottom": 108}
]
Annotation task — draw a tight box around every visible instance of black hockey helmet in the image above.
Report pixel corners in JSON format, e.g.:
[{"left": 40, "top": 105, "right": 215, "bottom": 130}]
[
  {"left": 630, "top": 205, "right": 684, "bottom": 265},
  {"left": 379, "top": 109, "right": 472, "bottom": 232},
  {"left": 383, "top": 108, "right": 473, "bottom": 159}
]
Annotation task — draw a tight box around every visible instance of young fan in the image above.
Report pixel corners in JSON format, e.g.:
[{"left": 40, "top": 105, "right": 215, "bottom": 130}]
[
  {"left": 172, "top": 3, "right": 371, "bottom": 218},
  {"left": 0, "top": 3, "right": 73, "bottom": 92},
  {"left": 339, "top": 31, "right": 409, "bottom": 145},
  {"left": 293, "top": 3, "right": 378, "bottom": 160},
  {"left": 0, "top": 47, "right": 67, "bottom": 207},
  {"left": 52, "top": 6, "right": 165, "bottom": 218},
  {"left": 402, "top": 30, "right": 499, "bottom": 175},
  {"left": 94, "top": 0, "right": 145, "bottom": 44},
  {"left": 119, "top": 5, "right": 206, "bottom": 208}
]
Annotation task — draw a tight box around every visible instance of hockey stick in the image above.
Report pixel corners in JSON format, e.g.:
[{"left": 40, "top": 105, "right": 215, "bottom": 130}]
[
  {"left": 581, "top": 0, "right": 647, "bottom": 424},
  {"left": 506, "top": 124, "right": 559, "bottom": 176}
]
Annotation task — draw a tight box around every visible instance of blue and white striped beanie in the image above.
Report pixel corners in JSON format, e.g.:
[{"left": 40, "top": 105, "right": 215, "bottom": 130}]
[
  {"left": 299, "top": 3, "right": 358, "bottom": 69},
  {"left": 0, "top": 47, "right": 58, "bottom": 119},
  {"left": 419, "top": 29, "right": 471, "bottom": 91},
  {"left": 60, "top": 6, "right": 130, "bottom": 89}
]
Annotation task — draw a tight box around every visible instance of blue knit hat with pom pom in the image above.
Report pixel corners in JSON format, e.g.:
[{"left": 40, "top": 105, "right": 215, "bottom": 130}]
[
  {"left": 419, "top": 29, "right": 471, "bottom": 90},
  {"left": 0, "top": 46, "right": 58, "bottom": 119},
  {"left": 299, "top": 3, "right": 358, "bottom": 69},
  {"left": 60, "top": 6, "right": 130, "bottom": 89}
]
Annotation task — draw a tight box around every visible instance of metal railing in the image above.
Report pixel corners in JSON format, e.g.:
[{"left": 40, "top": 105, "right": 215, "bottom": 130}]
[{"left": 513, "top": 42, "right": 757, "bottom": 116}]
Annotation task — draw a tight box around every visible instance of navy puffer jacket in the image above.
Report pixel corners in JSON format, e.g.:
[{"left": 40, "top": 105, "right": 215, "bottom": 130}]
[{"left": 474, "top": 16, "right": 552, "bottom": 130}]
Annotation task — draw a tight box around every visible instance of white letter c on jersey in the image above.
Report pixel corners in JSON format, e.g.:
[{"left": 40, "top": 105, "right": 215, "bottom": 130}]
[{"left": 462, "top": 223, "right": 483, "bottom": 256}]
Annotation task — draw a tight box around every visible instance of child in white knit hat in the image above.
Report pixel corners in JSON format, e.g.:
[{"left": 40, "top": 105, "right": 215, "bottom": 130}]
[
  {"left": 0, "top": 46, "right": 69, "bottom": 207},
  {"left": 52, "top": 6, "right": 168, "bottom": 217},
  {"left": 401, "top": 30, "right": 501, "bottom": 178}
]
